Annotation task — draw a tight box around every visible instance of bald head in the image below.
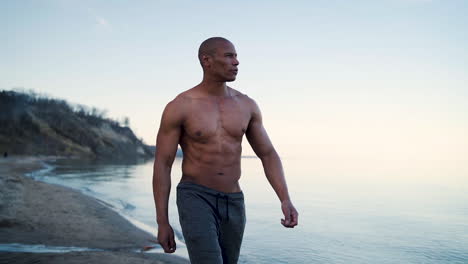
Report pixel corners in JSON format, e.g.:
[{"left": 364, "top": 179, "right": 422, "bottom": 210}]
[{"left": 198, "top": 37, "right": 232, "bottom": 65}]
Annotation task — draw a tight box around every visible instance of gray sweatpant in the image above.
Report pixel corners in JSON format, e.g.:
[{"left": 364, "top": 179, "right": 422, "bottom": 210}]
[{"left": 176, "top": 182, "right": 246, "bottom": 264}]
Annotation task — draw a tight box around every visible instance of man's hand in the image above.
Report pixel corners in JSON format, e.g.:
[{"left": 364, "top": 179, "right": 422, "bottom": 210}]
[
  {"left": 157, "top": 223, "right": 176, "bottom": 253},
  {"left": 281, "top": 200, "right": 298, "bottom": 228}
]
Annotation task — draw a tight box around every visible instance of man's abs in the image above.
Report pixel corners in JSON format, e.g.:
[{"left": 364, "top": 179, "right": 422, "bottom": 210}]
[{"left": 180, "top": 150, "right": 242, "bottom": 193}]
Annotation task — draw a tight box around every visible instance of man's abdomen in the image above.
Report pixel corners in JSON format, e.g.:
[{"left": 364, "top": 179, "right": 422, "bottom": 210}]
[{"left": 180, "top": 145, "right": 242, "bottom": 193}]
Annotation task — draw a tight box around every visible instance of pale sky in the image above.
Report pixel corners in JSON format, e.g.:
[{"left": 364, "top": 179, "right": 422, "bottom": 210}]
[{"left": 1, "top": 0, "right": 467, "bottom": 170}]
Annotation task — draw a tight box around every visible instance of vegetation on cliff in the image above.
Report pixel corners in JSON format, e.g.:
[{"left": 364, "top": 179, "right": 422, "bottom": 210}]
[{"left": 0, "top": 90, "right": 153, "bottom": 161}]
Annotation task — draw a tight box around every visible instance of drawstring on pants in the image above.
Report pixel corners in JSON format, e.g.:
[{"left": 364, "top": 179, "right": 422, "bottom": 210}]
[{"left": 215, "top": 193, "right": 230, "bottom": 222}]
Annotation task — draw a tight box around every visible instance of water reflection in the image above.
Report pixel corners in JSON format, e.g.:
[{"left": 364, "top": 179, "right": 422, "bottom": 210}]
[{"left": 32, "top": 157, "right": 468, "bottom": 264}]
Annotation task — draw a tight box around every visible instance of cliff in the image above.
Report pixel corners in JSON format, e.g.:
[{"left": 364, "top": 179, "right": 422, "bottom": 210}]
[{"left": 0, "top": 90, "right": 153, "bottom": 162}]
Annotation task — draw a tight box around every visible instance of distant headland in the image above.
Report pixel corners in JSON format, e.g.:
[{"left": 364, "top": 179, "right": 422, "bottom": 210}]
[{"left": 0, "top": 90, "right": 154, "bottom": 162}]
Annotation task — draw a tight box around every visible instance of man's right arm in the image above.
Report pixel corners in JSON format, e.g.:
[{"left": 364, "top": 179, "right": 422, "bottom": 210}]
[{"left": 152, "top": 99, "right": 183, "bottom": 253}]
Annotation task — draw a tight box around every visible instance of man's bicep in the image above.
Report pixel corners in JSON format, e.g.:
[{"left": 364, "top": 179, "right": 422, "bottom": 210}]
[
  {"left": 155, "top": 102, "right": 183, "bottom": 165},
  {"left": 246, "top": 103, "right": 275, "bottom": 158},
  {"left": 156, "top": 126, "right": 180, "bottom": 163}
]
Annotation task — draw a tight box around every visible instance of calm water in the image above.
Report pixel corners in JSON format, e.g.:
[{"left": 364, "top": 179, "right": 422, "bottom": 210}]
[{"left": 30, "top": 157, "right": 468, "bottom": 263}]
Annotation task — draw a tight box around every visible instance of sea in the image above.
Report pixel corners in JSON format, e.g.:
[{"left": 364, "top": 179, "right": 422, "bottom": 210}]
[{"left": 27, "top": 157, "right": 468, "bottom": 264}]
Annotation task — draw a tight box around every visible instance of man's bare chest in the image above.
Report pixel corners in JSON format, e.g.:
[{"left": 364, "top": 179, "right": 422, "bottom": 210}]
[{"left": 183, "top": 98, "right": 251, "bottom": 141}]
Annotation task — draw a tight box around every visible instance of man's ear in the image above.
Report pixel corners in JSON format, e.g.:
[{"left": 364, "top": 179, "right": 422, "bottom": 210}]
[{"left": 201, "top": 54, "right": 211, "bottom": 68}]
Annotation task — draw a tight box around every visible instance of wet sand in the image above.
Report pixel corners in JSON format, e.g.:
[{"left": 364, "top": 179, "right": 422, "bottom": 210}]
[{"left": 0, "top": 157, "right": 188, "bottom": 264}]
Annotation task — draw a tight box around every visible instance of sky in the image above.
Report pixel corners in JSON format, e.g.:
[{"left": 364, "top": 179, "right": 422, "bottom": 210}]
[{"left": 1, "top": 0, "right": 467, "bottom": 172}]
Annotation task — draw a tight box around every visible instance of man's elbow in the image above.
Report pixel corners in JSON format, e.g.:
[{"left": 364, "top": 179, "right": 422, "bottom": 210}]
[
  {"left": 153, "top": 157, "right": 173, "bottom": 181},
  {"left": 257, "top": 148, "right": 278, "bottom": 162},
  {"left": 155, "top": 153, "right": 175, "bottom": 170}
]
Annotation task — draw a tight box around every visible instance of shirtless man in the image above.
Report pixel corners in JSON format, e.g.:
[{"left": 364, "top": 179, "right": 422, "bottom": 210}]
[{"left": 153, "top": 37, "right": 298, "bottom": 264}]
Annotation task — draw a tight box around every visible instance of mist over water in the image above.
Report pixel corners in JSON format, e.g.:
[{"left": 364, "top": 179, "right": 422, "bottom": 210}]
[{"left": 34, "top": 157, "right": 468, "bottom": 263}]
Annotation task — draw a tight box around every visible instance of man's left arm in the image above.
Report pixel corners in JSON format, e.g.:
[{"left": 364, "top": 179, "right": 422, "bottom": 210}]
[{"left": 245, "top": 99, "right": 298, "bottom": 228}]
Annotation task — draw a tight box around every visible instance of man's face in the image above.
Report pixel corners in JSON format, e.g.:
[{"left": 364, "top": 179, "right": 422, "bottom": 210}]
[{"left": 207, "top": 41, "right": 239, "bottom": 82}]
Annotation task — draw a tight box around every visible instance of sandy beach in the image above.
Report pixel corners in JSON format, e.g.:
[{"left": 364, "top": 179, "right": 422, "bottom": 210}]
[{"left": 0, "top": 157, "right": 188, "bottom": 264}]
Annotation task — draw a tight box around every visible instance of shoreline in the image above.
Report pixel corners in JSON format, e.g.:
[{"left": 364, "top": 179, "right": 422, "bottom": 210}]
[{"left": 0, "top": 156, "right": 188, "bottom": 264}]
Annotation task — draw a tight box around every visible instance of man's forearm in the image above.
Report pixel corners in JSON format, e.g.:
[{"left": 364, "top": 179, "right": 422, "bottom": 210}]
[
  {"left": 260, "top": 150, "right": 291, "bottom": 202},
  {"left": 153, "top": 162, "right": 172, "bottom": 225}
]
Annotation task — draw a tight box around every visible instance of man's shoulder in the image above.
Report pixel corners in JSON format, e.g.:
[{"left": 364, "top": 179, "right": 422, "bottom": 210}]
[
  {"left": 229, "top": 87, "right": 254, "bottom": 103},
  {"left": 173, "top": 86, "right": 204, "bottom": 101},
  {"left": 168, "top": 90, "right": 194, "bottom": 106},
  {"left": 173, "top": 89, "right": 192, "bottom": 101},
  {"left": 162, "top": 92, "right": 191, "bottom": 120},
  {"left": 230, "top": 88, "right": 258, "bottom": 110}
]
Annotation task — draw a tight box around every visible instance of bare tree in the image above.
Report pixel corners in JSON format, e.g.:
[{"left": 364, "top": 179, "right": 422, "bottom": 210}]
[{"left": 123, "top": 116, "right": 130, "bottom": 127}]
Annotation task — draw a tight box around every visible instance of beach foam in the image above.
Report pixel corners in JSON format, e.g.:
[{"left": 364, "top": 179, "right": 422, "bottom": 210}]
[{"left": 0, "top": 243, "right": 103, "bottom": 253}]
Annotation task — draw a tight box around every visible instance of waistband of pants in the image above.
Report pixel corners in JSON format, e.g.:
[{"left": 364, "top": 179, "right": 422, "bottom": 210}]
[{"left": 177, "top": 181, "right": 244, "bottom": 200}]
